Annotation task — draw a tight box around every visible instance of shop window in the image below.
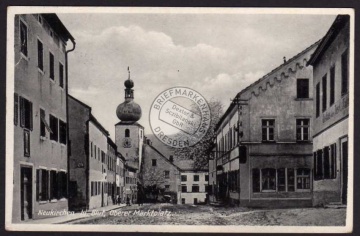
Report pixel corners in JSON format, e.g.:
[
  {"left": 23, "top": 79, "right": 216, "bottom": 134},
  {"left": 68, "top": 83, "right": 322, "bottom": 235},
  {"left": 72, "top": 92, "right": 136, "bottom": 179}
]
[
  {"left": 36, "top": 169, "right": 49, "bottom": 201},
  {"left": 252, "top": 169, "right": 260, "bottom": 192},
  {"left": 297, "top": 168, "right": 310, "bottom": 189},
  {"left": 297, "top": 78, "right": 309, "bottom": 98},
  {"left": 296, "top": 119, "right": 310, "bottom": 141},
  {"left": 49, "top": 170, "right": 58, "bottom": 200},
  {"left": 314, "top": 150, "right": 323, "bottom": 180},
  {"left": 20, "top": 20, "right": 28, "bottom": 56},
  {"left": 261, "top": 168, "right": 276, "bottom": 191},
  {"left": 287, "top": 168, "right": 295, "bottom": 191},
  {"left": 323, "top": 146, "right": 331, "bottom": 179},
  {"left": 262, "top": 119, "right": 275, "bottom": 141},
  {"left": 277, "top": 168, "right": 286, "bottom": 192}
]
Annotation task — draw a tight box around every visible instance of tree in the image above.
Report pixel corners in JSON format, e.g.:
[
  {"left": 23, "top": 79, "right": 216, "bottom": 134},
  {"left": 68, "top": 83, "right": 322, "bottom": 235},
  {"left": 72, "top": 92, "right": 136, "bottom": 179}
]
[
  {"left": 174, "top": 98, "right": 224, "bottom": 170},
  {"left": 141, "top": 167, "right": 166, "bottom": 202}
]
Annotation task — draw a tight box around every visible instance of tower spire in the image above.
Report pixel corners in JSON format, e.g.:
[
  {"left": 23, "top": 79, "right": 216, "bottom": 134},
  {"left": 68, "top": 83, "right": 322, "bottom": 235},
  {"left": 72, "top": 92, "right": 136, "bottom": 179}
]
[{"left": 128, "top": 66, "right": 130, "bottom": 80}]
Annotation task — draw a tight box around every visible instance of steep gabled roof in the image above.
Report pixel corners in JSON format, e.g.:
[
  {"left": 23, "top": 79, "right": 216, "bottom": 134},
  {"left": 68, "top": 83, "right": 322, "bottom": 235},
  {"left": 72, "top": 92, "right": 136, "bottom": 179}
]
[{"left": 145, "top": 144, "right": 181, "bottom": 171}]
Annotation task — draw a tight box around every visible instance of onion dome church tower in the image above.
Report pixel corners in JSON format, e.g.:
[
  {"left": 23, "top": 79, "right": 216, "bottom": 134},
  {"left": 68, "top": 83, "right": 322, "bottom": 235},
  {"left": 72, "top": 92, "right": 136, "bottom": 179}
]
[{"left": 115, "top": 67, "right": 144, "bottom": 170}]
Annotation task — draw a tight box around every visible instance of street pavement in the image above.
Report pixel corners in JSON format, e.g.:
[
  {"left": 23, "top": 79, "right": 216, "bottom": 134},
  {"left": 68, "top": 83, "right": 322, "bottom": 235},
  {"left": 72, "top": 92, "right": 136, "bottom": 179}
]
[{"left": 68, "top": 203, "right": 346, "bottom": 226}]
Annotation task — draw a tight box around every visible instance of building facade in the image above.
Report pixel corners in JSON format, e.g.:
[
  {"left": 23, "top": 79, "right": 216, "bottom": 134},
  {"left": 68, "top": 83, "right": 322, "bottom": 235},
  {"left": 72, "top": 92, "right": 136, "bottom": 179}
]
[
  {"left": 116, "top": 152, "right": 126, "bottom": 203},
  {"left": 13, "top": 14, "right": 74, "bottom": 222},
  {"left": 308, "top": 15, "right": 350, "bottom": 206},
  {"left": 213, "top": 42, "right": 319, "bottom": 207},
  {"left": 68, "top": 95, "right": 111, "bottom": 210},
  {"left": 142, "top": 139, "right": 181, "bottom": 203},
  {"left": 106, "top": 137, "right": 117, "bottom": 205},
  {"left": 125, "top": 165, "right": 138, "bottom": 204},
  {"left": 177, "top": 161, "right": 208, "bottom": 205}
]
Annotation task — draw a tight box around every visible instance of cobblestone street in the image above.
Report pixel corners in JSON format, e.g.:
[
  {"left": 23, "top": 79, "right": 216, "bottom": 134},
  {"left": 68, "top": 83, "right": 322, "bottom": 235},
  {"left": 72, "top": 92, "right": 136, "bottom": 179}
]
[{"left": 69, "top": 204, "right": 346, "bottom": 226}]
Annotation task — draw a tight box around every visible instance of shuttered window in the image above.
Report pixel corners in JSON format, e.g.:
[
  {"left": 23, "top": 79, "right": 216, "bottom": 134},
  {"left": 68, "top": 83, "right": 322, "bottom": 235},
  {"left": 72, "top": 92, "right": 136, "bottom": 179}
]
[
  {"left": 14, "top": 93, "right": 19, "bottom": 126},
  {"left": 59, "top": 120, "right": 67, "bottom": 144},
  {"left": 19, "top": 96, "right": 33, "bottom": 130},
  {"left": 50, "top": 115, "right": 58, "bottom": 141}
]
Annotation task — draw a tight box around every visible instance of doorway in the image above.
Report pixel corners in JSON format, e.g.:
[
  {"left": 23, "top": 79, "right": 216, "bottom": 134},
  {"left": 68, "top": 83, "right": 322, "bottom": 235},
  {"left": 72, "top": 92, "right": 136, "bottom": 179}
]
[
  {"left": 340, "top": 137, "right": 348, "bottom": 204},
  {"left": 20, "top": 167, "right": 33, "bottom": 221}
]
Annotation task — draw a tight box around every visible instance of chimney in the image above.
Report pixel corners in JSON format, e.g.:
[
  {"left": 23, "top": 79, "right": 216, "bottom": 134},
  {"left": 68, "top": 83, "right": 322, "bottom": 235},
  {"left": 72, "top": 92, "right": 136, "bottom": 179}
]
[
  {"left": 169, "top": 155, "right": 174, "bottom": 163},
  {"left": 146, "top": 139, "right": 152, "bottom": 145},
  {"left": 283, "top": 56, "right": 287, "bottom": 64}
]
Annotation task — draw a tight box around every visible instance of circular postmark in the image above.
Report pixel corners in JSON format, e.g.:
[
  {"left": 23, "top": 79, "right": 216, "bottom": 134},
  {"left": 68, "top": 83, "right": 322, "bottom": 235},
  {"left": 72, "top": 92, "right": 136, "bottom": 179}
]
[{"left": 149, "top": 87, "right": 211, "bottom": 148}]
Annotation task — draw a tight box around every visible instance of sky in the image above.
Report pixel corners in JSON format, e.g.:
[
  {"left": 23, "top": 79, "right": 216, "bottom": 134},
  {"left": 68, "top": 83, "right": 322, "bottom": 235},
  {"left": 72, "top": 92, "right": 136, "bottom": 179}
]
[{"left": 57, "top": 12, "right": 336, "bottom": 139}]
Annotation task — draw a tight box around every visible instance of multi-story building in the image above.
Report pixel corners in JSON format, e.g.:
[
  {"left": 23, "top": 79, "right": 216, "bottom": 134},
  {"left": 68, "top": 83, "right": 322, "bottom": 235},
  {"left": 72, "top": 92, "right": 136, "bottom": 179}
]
[
  {"left": 213, "top": 41, "right": 319, "bottom": 207},
  {"left": 116, "top": 152, "right": 126, "bottom": 203},
  {"left": 142, "top": 138, "right": 182, "bottom": 203},
  {"left": 307, "top": 15, "right": 350, "bottom": 206},
  {"left": 13, "top": 14, "right": 75, "bottom": 222},
  {"left": 68, "top": 95, "right": 110, "bottom": 210},
  {"left": 177, "top": 160, "right": 208, "bottom": 204},
  {"left": 124, "top": 165, "right": 138, "bottom": 204},
  {"left": 106, "top": 137, "right": 117, "bottom": 205}
]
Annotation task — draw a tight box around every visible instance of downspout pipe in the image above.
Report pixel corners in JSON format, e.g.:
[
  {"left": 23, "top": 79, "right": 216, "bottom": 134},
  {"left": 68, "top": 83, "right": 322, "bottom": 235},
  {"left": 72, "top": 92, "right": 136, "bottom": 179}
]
[{"left": 65, "top": 38, "right": 76, "bottom": 209}]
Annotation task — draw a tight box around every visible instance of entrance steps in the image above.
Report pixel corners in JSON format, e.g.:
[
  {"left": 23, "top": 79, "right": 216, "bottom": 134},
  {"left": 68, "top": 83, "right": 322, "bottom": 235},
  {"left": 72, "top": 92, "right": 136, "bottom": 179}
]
[{"left": 324, "top": 202, "right": 347, "bottom": 209}]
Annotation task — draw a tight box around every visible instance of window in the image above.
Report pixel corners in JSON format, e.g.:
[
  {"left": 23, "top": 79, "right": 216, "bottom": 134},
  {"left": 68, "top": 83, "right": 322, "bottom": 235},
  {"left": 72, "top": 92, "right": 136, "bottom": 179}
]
[
  {"left": 59, "top": 120, "right": 67, "bottom": 144},
  {"left": 102, "top": 151, "right": 105, "bottom": 163},
  {"left": 341, "top": 49, "right": 349, "bottom": 95},
  {"left": 277, "top": 168, "right": 286, "bottom": 192},
  {"left": 182, "top": 198, "right": 185, "bottom": 204},
  {"left": 40, "top": 109, "right": 46, "bottom": 137},
  {"left": 24, "top": 130, "right": 30, "bottom": 157},
  {"left": 297, "top": 168, "right": 310, "bottom": 189},
  {"left": 59, "top": 63, "right": 64, "bottom": 88},
  {"left": 151, "top": 159, "right": 157, "bottom": 166},
  {"left": 20, "top": 20, "right": 28, "bottom": 56},
  {"left": 330, "top": 66, "right": 335, "bottom": 106},
  {"left": 181, "top": 175, "right": 187, "bottom": 182},
  {"left": 125, "top": 129, "right": 130, "bottom": 137},
  {"left": 323, "top": 146, "right": 330, "bottom": 179},
  {"left": 193, "top": 175, "right": 199, "bottom": 181},
  {"left": 49, "top": 170, "right": 58, "bottom": 200},
  {"left": 287, "top": 168, "right": 295, "bottom": 191},
  {"left": 57, "top": 172, "right": 67, "bottom": 199},
  {"left": 36, "top": 169, "right": 49, "bottom": 201},
  {"left": 14, "top": 93, "right": 19, "bottom": 125},
  {"left": 297, "top": 79, "right": 309, "bottom": 98},
  {"left": 322, "top": 74, "right": 327, "bottom": 112},
  {"left": 262, "top": 119, "right": 275, "bottom": 141},
  {"left": 316, "top": 83, "right": 320, "bottom": 117},
  {"left": 165, "top": 185, "right": 170, "bottom": 191},
  {"left": 50, "top": 115, "right": 58, "bottom": 141},
  {"left": 19, "top": 97, "right": 33, "bottom": 130},
  {"left": 90, "top": 142, "right": 93, "bottom": 157},
  {"left": 192, "top": 185, "right": 199, "bottom": 192},
  {"left": 49, "top": 53, "right": 54, "bottom": 80},
  {"left": 261, "top": 168, "right": 276, "bottom": 191},
  {"left": 296, "top": 119, "right": 310, "bottom": 141},
  {"left": 37, "top": 40, "right": 43, "bottom": 71},
  {"left": 330, "top": 144, "right": 337, "bottom": 179},
  {"left": 94, "top": 144, "right": 97, "bottom": 159},
  {"left": 252, "top": 169, "right": 260, "bottom": 192},
  {"left": 164, "top": 171, "right": 170, "bottom": 179},
  {"left": 205, "top": 175, "right": 209, "bottom": 181},
  {"left": 314, "top": 150, "right": 323, "bottom": 180}
]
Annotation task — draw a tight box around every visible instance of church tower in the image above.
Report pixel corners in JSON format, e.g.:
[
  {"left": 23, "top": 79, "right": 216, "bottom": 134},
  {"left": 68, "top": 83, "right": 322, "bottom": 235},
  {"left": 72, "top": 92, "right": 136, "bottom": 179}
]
[{"left": 115, "top": 68, "right": 144, "bottom": 170}]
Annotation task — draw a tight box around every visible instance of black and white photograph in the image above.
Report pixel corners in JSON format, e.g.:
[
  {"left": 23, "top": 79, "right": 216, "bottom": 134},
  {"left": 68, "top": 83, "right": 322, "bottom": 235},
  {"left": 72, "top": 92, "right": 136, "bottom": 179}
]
[{"left": 5, "top": 7, "right": 354, "bottom": 233}]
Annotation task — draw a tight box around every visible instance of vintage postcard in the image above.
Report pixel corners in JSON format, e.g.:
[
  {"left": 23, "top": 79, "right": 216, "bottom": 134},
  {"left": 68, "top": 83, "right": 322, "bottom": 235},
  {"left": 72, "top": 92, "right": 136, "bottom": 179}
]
[{"left": 5, "top": 7, "right": 354, "bottom": 233}]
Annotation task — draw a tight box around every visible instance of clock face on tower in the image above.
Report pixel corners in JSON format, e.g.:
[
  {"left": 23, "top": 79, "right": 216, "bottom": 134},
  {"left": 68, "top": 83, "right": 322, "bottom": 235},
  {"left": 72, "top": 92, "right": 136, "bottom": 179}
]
[{"left": 122, "top": 137, "right": 132, "bottom": 148}]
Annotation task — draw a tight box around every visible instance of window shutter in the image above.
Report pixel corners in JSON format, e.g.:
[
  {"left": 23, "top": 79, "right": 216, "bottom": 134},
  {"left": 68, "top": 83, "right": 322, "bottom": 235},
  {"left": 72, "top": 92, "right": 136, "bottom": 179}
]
[
  {"left": 14, "top": 93, "right": 19, "bottom": 126},
  {"left": 20, "top": 97, "right": 25, "bottom": 127},
  {"left": 29, "top": 101, "right": 33, "bottom": 130},
  {"left": 36, "top": 169, "right": 40, "bottom": 201}
]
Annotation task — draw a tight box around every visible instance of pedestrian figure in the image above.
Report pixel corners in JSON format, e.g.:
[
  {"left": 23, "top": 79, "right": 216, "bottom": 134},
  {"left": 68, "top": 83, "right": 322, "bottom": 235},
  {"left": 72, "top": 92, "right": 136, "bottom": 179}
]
[
  {"left": 126, "top": 196, "right": 131, "bottom": 206},
  {"left": 117, "top": 195, "right": 121, "bottom": 205}
]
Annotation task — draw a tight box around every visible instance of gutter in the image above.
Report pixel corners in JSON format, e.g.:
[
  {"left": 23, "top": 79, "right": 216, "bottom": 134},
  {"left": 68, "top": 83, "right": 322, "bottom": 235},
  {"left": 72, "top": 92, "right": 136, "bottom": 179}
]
[{"left": 65, "top": 38, "right": 76, "bottom": 208}]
